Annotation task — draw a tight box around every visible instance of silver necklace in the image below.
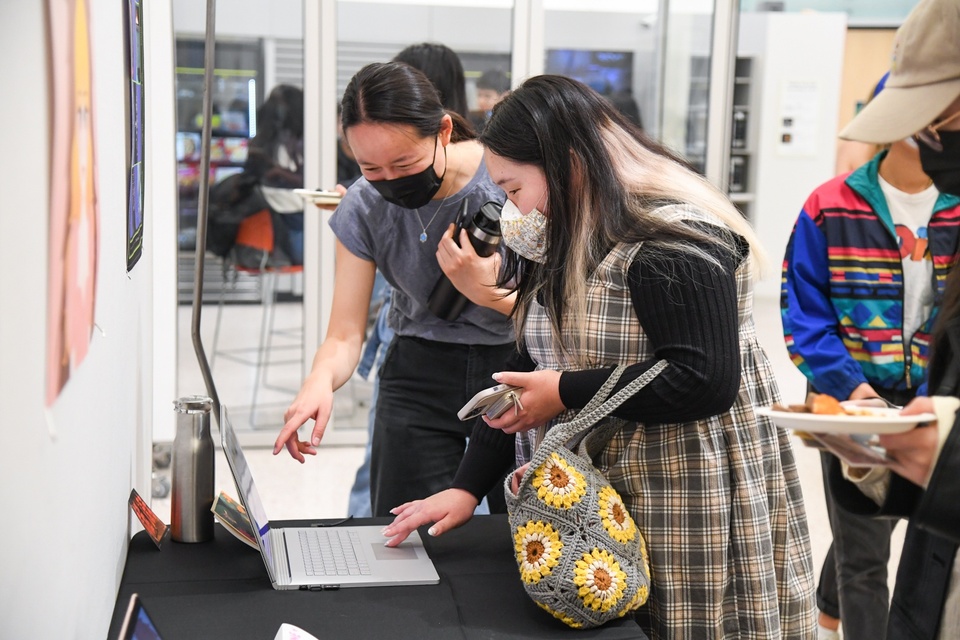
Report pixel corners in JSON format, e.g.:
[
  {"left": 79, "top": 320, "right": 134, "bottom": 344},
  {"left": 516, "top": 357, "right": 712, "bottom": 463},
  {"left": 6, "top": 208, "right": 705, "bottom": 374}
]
[
  {"left": 415, "top": 157, "right": 459, "bottom": 243},
  {"left": 415, "top": 202, "right": 446, "bottom": 243}
]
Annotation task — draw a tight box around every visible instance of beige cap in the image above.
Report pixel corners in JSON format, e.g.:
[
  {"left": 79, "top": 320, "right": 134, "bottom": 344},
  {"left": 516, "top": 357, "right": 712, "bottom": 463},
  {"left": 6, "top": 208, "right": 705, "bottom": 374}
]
[{"left": 840, "top": 0, "right": 960, "bottom": 144}]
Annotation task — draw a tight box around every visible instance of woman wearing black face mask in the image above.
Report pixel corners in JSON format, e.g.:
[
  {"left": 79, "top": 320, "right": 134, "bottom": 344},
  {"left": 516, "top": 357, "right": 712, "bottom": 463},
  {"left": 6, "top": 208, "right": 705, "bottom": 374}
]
[{"left": 273, "top": 62, "right": 518, "bottom": 518}]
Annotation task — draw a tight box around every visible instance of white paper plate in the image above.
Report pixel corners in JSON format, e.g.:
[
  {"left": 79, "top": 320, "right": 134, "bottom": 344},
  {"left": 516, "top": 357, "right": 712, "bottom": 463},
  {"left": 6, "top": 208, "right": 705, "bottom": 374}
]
[{"left": 755, "top": 406, "right": 936, "bottom": 435}]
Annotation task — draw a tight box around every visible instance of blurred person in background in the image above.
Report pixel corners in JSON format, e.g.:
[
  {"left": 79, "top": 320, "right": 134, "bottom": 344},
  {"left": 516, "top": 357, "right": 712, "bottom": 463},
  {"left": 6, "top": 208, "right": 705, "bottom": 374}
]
[
  {"left": 835, "top": 73, "right": 888, "bottom": 176},
  {"left": 470, "top": 68, "right": 510, "bottom": 133},
  {"left": 244, "top": 84, "right": 305, "bottom": 264}
]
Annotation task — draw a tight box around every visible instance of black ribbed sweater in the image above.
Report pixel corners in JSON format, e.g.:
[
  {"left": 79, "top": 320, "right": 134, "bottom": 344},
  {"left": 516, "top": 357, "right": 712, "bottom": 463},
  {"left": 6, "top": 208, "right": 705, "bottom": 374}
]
[{"left": 452, "top": 238, "right": 746, "bottom": 500}]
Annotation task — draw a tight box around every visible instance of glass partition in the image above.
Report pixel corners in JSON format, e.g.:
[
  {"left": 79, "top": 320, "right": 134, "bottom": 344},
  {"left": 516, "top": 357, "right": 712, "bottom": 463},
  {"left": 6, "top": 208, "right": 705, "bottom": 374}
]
[
  {"left": 172, "top": 0, "right": 307, "bottom": 441},
  {"left": 541, "top": 0, "right": 721, "bottom": 172},
  {"left": 543, "top": 1, "right": 660, "bottom": 137},
  {"left": 172, "top": 0, "right": 749, "bottom": 445},
  {"left": 659, "top": 3, "right": 716, "bottom": 167},
  {"left": 174, "top": 38, "right": 263, "bottom": 255}
]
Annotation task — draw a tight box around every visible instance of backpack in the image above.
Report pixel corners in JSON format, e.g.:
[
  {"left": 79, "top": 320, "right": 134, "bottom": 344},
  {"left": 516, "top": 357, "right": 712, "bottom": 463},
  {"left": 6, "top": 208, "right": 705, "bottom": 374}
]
[
  {"left": 205, "top": 171, "right": 269, "bottom": 258},
  {"left": 231, "top": 209, "right": 298, "bottom": 270}
]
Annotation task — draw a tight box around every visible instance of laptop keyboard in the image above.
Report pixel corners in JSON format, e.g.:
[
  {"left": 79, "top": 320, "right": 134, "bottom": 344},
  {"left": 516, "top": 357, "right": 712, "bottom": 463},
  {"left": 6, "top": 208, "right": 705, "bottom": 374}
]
[{"left": 299, "top": 529, "right": 371, "bottom": 576}]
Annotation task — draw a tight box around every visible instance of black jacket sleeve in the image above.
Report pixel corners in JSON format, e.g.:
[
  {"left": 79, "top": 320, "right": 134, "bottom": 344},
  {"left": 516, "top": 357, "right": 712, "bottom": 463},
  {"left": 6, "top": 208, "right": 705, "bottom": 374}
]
[
  {"left": 449, "top": 345, "right": 534, "bottom": 500},
  {"left": 449, "top": 233, "right": 746, "bottom": 499},
  {"left": 557, "top": 237, "right": 744, "bottom": 423},
  {"left": 827, "top": 454, "right": 924, "bottom": 519},
  {"left": 828, "top": 410, "right": 960, "bottom": 544},
  {"left": 914, "top": 416, "right": 960, "bottom": 543}
]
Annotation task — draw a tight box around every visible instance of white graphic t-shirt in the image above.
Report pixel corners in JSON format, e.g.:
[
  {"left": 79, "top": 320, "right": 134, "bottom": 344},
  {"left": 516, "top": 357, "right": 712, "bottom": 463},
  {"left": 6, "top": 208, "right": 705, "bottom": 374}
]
[{"left": 878, "top": 175, "right": 939, "bottom": 346}]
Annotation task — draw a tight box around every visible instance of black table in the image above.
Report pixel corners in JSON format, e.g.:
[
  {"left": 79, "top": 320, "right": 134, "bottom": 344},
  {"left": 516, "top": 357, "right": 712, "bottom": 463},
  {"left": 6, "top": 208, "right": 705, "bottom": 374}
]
[{"left": 108, "top": 515, "right": 645, "bottom": 639}]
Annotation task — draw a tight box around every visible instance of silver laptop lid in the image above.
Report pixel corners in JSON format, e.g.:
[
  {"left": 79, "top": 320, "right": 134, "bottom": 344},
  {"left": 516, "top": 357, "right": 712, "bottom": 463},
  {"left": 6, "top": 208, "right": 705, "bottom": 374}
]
[{"left": 220, "top": 406, "right": 276, "bottom": 582}]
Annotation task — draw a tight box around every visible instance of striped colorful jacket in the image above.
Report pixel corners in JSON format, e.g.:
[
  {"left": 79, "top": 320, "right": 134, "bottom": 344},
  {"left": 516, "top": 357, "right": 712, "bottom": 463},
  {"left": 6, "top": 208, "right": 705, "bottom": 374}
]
[{"left": 781, "top": 152, "right": 960, "bottom": 400}]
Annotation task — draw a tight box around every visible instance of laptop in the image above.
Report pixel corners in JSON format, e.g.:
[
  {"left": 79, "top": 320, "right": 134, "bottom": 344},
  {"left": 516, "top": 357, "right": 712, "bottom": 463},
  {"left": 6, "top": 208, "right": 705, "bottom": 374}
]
[
  {"left": 220, "top": 406, "right": 440, "bottom": 590},
  {"left": 116, "top": 593, "right": 163, "bottom": 640}
]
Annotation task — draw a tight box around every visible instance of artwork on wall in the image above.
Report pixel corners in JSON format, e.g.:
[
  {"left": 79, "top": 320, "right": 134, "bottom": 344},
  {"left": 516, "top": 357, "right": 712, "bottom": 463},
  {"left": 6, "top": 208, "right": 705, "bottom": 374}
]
[
  {"left": 45, "top": 0, "right": 100, "bottom": 408},
  {"left": 126, "top": 0, "right": 144, "bottom": 270}
]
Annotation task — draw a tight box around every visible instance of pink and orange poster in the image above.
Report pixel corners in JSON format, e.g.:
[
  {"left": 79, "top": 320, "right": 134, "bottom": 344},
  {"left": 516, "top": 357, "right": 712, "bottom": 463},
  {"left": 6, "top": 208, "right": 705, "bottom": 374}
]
[{"left": 46, "top": 0, "right": 100, "bottom": 407}]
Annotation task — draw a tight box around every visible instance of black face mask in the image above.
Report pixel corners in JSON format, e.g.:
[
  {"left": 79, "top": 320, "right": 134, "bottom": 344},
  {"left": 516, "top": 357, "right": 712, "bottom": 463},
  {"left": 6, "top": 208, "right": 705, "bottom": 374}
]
[
  {"left": 919, "top": 129, "right": 960, "bottom": 197},
  {"left": 369, "top": 139, "right": 445, "bottom": 209}
]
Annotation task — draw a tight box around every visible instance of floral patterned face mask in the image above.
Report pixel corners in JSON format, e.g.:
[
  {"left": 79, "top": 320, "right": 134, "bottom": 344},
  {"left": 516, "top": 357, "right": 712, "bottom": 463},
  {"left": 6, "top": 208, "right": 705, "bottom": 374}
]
[{"left": 499, "top": 196, "right": 548, "bottom": 263}]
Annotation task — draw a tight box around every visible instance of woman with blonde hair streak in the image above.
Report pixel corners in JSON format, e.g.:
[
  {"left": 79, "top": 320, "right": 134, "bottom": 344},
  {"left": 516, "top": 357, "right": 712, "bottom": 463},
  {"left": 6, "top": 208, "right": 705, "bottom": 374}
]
[{"left": 382, "top": 75, "right": 816, "bottom": 638}]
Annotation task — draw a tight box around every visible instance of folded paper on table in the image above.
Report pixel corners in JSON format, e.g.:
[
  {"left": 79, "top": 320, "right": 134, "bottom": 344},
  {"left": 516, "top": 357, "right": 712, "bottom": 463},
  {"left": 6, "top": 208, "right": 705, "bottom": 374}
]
[
  {"left": 211, "top": 491, "right": 258, "bottom": 549},
  {"left": 129, "top": 488, "right": 170, "bottom": 549}
]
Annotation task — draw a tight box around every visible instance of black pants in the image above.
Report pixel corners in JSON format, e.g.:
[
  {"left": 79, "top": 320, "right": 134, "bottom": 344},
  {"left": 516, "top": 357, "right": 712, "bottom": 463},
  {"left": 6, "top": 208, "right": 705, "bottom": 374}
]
[
  {"left": 817, "top": 452, "right": 898, "bottom": 637},
  {"left": 370, "top": 336, "right": 515, "bottom": 517},
  {"left": 816, "top": 386, "right": 914, "bottom": 638}
]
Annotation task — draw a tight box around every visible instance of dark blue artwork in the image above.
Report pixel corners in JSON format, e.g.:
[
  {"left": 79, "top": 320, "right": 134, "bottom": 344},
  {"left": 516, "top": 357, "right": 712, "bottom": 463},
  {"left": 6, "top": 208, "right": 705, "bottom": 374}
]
[{"left": 126, "top": 0, "right": 144, "bottom": 271}]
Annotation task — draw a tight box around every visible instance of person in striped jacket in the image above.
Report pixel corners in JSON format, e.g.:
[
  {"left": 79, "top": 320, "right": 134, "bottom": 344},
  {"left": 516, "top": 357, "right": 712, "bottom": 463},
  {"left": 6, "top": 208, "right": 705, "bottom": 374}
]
[{"left": 781, "top": 137, "right": 960, "bottom": 640}]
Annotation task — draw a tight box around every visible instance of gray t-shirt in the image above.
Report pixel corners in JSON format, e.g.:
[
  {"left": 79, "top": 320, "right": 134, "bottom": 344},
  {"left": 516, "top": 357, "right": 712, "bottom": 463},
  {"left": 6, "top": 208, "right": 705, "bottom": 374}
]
[{"left": 329, "top": 161, "right": 514, "bottom": 345}]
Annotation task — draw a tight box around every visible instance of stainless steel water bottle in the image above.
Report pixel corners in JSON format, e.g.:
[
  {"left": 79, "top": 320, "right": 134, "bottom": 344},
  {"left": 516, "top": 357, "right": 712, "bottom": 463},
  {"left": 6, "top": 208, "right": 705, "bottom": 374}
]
[
  {"left": 427, "top": 200, "right": 503, "bottom": 321},
  {"left": 171, "top": 395, "right": 215, "bottom": 543}
]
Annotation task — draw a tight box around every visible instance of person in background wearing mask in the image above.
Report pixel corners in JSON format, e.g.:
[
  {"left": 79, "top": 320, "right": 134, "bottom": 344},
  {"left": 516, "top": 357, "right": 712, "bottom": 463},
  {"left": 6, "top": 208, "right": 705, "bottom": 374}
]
[
  {"left": 823, "top": 1, "right": 960, "bottom": 637},
  {"left": 379, "top": 74, "right": 815, "bottom": 638},
  {"left": 780, "top": 53, "right": 960, "bottom": 639},
  {"left": 273, "top": 62, "right": 514, "bottom": 517}
]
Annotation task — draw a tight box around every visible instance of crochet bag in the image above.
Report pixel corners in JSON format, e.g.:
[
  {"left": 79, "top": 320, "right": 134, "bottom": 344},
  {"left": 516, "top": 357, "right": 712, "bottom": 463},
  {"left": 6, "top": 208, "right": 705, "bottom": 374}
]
[{"left": 504, "top": 361, "right": 667, "bottom": 629}]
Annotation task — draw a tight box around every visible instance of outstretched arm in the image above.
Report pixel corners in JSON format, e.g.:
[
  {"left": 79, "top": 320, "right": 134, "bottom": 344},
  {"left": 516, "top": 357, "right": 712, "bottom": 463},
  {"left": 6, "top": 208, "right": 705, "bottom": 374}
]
[{"left": 273, "top": 242, "right": 375, "bottom": 461}]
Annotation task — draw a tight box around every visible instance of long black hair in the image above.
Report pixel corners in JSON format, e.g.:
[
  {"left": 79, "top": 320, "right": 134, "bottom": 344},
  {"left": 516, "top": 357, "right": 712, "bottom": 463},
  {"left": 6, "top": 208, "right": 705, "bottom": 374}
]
[
  {"left": 246, "top": 84, "right": 304, "bottom": 184},
  {"left": 340, "top": 62, "right": 475, "bottom": 143},
  {"left": 393, "top": 42, "right": 470, "bottom": 119},
  {"left": 479, "top": 75, "right": 751, "bottom": 344}
]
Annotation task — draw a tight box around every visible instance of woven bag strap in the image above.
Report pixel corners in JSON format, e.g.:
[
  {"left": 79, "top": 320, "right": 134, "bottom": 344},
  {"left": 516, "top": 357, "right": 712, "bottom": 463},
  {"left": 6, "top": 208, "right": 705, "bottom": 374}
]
[{"left": 522, "top": 360, "right": 668, "bottom": 479}]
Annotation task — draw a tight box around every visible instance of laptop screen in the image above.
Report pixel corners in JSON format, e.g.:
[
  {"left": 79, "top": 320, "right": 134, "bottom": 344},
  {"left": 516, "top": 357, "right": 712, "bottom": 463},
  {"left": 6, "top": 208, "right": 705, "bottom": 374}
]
[
  {"left": 220, "top": 407, "right": 275, "bottom": 577},
  {"left": 117, "top": 594, "right": 162, "bottom": 640}
]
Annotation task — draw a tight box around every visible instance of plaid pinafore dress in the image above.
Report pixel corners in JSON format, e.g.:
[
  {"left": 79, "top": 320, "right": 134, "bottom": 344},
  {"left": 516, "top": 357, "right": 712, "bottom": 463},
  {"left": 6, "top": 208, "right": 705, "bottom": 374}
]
[{"left": 521, "top": 205, "right": 816, "bottom": 638}]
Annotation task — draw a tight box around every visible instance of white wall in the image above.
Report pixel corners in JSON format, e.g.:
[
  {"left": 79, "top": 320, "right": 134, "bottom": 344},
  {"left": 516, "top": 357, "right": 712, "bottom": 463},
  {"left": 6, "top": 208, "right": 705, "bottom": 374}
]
[
  {"left": 742, "top": 12, "right": 847, "bottom": 299},
  {"left": 0, "top": 0, "right": 177, "bottom": 637}
]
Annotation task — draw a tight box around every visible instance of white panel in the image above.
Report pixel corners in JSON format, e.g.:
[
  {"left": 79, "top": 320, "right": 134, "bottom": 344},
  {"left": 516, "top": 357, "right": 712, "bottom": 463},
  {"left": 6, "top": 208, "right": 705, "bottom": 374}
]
[
  {"left": 304, "top": 0, "right": 338, "bottom": 383},
  {"left": 0, "top": 0, "right": 176, "bottom": 636},
  {"left": 747, "top": 12, "right": 847, "bottom": 299},
  {"left": 146, "top": 0, "right": 180, "bottom": 446},
  {"left": 703, "top": 0, "right": 738, "bottom": 191}
]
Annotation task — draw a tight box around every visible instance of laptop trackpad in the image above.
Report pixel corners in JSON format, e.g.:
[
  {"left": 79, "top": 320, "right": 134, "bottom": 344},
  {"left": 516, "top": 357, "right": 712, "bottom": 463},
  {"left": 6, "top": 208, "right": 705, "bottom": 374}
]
[{"left": 370, "top": 544, "right": 418, "bottom": 560}]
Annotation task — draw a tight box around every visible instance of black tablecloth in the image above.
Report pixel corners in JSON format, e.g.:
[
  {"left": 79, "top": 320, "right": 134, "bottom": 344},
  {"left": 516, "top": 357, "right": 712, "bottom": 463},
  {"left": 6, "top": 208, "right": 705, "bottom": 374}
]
[{"left": 108, "top": 514, "right": 646, "bottom": 639}]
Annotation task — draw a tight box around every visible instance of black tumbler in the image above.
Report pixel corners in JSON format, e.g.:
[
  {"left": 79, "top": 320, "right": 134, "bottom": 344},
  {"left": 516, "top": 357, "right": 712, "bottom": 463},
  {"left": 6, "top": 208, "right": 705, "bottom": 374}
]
[{"left": 427, "top": 200, "right": 503, "bottom": 321}]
